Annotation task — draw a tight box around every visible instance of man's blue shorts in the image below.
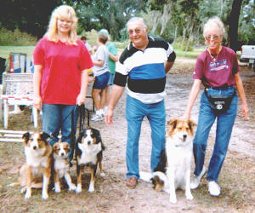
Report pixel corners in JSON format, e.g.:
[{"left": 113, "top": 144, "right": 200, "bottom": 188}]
[{"left": 93, "top": 72, "right": 110, "bottom": 89}]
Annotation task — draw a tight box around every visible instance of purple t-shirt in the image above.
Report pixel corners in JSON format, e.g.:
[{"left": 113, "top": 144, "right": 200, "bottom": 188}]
[{"left": 193, "top": 46, "right": 239, "bottom": 87}]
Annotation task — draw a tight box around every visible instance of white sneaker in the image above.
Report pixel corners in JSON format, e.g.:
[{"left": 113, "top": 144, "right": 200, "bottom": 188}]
[
  {"left": 190, "top": 166, "right": 207, "bottom": 189},
  {"left": 208, "top": 181, "right": 221, "bottom": 196},
  {"left": 91, "top": 114, "right": 103, "bottom": 121}
]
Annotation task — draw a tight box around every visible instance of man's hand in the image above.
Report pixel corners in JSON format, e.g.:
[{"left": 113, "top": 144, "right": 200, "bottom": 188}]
[{"left": 105, "top": 108, "right": 114, "bottom": 125}]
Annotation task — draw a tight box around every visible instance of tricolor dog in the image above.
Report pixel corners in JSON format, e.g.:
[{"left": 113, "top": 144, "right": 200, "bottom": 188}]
[
  {"left": 19, "top": 132, "right": 52, "bottom": 200},
  {"left": 75, "top": 127, "right": 105, "bottom": 193},
  {"left": 52, "top": 141, "right": 76, "bottom": 193}
]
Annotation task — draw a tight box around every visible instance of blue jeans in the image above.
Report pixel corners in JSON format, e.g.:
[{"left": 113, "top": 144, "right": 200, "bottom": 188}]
[
  {"left": 42, "top": 104, "right": 78, "bottom": 160},
  {"left": 125, "top": 95, "right": 166, "bottom": 179},
  {"left": 193, "top": 87, "right": 238, "bottom": 182}
]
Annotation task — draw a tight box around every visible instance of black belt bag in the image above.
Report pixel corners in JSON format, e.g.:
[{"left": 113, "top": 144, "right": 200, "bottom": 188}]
[{"left": 204, "top": 87, "right": 236, "bottom": 114}]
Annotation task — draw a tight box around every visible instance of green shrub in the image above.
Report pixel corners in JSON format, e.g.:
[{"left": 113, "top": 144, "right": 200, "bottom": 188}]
[
  {"left": 173, "top": 37, "right": 194, "bottom": 52},
  {"left": 0, "top": 28, "right": 37, "bottom": 46}
]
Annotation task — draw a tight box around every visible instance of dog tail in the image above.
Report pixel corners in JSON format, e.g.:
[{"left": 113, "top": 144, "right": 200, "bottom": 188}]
[{"left": 140, "top": 171, "right": 153, "bottom": 182}]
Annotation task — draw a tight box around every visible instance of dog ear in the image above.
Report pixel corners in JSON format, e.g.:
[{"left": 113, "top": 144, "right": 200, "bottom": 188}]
[
  {"left": 22, "top": 132, "right": 30, "bottom": 143},
  {"left": 188, "top": 119, "right": 196, "bottom": 135},
  {"left": 62, "top": 142, "right": 70, "bottom": 152},
  {"left": 53, "top": 142, "right": 59, "bottom": 151},
  {"left": 92, "top": 128, "right": 102, "bottom": 143},
  {"left": 167, "top": 118, "right": 178, "bottom": 134},
  {"left": 188, "top": 119, "right": 196, "bottom": 128},
  {"left": 40, "top": 132, "right": 51, "bottom": 143}
]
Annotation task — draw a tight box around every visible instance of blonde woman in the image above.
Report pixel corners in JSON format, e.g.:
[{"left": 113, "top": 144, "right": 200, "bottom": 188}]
[
  {"left": 183, "top": 16, "right": 249, "bottom": 196},
  {"left": 33, "top": 5, "right": 93, "bottom": 161}
]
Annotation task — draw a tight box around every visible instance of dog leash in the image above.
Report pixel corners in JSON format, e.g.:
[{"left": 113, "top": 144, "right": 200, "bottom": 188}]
[{"left": 70, "top": 104, "right": 90, "bottom": 164}]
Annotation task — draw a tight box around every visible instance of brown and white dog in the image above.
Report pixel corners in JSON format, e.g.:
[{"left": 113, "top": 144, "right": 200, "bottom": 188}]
[
  {"left": 19, "top": 132, "right": 52, "bottom": 200},
  {"left": 52, "top": 141, "right": 76, "bottom": 193},
  {"left": 140, "top": 118, "right": 196, "bottom": 203},
  {"left": 75, "top": 127, "right": 105, "bottom": 193}
]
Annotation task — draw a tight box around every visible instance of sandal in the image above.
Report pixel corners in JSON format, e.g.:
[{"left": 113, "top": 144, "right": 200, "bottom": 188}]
[{"left": 126, "top": 177, "right": 138, "bottom": 189}]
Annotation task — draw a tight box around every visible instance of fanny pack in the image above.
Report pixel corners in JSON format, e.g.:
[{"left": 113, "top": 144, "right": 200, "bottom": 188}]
[{"left": 204, "top": 87, "right": 236, "bottom": 114}]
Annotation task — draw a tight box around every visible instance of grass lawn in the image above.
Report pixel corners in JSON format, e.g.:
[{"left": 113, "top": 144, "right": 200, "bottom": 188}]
[
  {"left": 0, "top": 45, "right": 203, "bottom": 60},
  {"left": 0, "top": 46, "right": 34, "bottom": 59}
]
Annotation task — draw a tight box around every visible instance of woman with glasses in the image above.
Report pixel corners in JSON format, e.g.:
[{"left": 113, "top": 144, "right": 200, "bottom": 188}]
[{"left": 183, "top": 16, "right": 249, "bottom": 196}]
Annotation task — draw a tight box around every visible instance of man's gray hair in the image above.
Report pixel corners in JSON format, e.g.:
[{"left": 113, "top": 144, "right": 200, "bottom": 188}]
[{"left": 126, "top": 17, "right": 147, "bottom": 29}]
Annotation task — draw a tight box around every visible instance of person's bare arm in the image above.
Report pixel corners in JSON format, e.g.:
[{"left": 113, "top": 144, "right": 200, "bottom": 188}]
[
  {"left": 33, "top": 65, "right": 43, "bottom": 110},
  {"left": 235, "top": 73, "right": 249, "bottom": 120},
  {"left": 76, "top": 69, "right": 89, "bottom": 106},
  {"left": 165, "top": 61, "right": 174, "bottom": 73},
  {"left": 105, "top": 85, "right": 125, "bottom": 125},
  {"left": 183, "top": 79, "right": 202, "bottom": 119},
  {"left": 109, "top": 53, "right": 119, "bottom": 62}
]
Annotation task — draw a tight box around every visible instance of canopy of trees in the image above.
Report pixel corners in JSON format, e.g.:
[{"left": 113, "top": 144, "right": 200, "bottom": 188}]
[{"left": 0, "top": 0, "right": 254, "bottom": 49}]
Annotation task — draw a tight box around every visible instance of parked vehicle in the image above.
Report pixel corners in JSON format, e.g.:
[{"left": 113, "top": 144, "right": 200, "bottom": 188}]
[{"left": 240, "top": 45, "right": 255, "bottom": 71}]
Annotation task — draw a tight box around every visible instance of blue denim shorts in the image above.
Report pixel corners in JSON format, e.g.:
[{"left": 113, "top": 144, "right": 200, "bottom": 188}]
[
  {"left": 107, "top": 73, "right": 115, "bottom": 86},
  {"left": 93, "top": 72, "right": 110, "bottom": 89}
]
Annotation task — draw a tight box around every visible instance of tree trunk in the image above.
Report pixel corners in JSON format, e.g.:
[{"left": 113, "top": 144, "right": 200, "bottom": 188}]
[{"left": 228, "top": 0, "right": 243, "bottom": 52}]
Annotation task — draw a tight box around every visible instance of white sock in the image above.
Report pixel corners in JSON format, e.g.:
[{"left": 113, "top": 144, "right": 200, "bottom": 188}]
[
  {"left": 99, "top": 109, "right": 104, "bottom": 115},
  {"left": 104, "top": 106, "right": 108, "bottom": 113}
]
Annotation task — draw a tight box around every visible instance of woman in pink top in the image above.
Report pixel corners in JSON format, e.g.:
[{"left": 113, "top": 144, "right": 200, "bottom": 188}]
[
  {"left": 183, "top": 16, "right": 249, "bottom": 196},
  {"left": 33, "top": 5, "right": 93, "bottom": 161}
]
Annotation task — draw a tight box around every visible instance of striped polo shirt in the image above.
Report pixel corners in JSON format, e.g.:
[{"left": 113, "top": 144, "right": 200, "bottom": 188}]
[{"left": 114, "top": 36, "right": 176, "bottom": 104}]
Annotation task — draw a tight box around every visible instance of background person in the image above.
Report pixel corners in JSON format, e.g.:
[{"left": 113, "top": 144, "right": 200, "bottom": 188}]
[
  {"left": 183, "top": 16, "right": 249, "bottom": 196},
  {"left": 33, "top": 5, "right": 93, "bottom": 161},
  {"left": 90, "top": 29, "right": 110, "bottom": 121},
  {"left": 105, "top": 17, "right": 176, "bottom": 189},
  {"left": 81, "top": 35, "right": 93, "bottom": 55},
  {"left": 99, "top": 29, "right": 119, "bottom": 114}
]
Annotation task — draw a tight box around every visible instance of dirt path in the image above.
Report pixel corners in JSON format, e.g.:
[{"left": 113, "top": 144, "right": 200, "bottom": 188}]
[{"left": 88, "top": 58, "right": 255, "bottom": 212}]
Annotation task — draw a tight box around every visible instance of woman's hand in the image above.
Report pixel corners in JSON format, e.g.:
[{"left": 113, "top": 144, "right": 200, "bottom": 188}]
[
  {"left": 76, "top": 93, "right": 86, "bottom": 106},
  {"left": 240, "top": 102, "right": 249, "bottom": 120}
]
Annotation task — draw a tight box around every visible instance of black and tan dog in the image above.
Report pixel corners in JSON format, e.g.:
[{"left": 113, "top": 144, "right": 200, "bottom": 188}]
[
  {"left": 75, "top": 127, "right": 105, "bottom": 193},
  {"left": 19, "top": 132, "right": 52, "bottom": 200}
]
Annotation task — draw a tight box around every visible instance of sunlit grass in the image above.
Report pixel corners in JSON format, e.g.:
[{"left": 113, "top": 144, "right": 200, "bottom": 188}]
[
  {"left": 0, "top": 46, "right": 34, "bottom": 59},
  {"left": 0, "top": 45, "right": 204, "bottom": 60}
]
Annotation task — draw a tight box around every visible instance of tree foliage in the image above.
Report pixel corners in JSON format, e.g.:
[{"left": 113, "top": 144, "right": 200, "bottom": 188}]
[
  {"left": 0, "top": 0, "right": 62, "bottom": 38},
  {"left": 146, "top": 0, "right": 254, "bottom": 49},
  {"left": 0, "top": 0, "right": 254, "bottom": 45},
  {"left": 65, "top": 0, "right": 148, "bottom": 40}
]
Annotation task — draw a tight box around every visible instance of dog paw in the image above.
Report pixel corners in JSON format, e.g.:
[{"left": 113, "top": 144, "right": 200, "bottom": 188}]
[
  {"left": 24, "top": 192, "right": 31, "bottom": 199},
  {"left": 20, "top": 187, "right": 26, "bottom": 194},
  {"left": 76, "top": 185, "right": 82, "bottom": 194},
  {"left": 42, "top": 193, "right": 49, "bottom": 200},
  {"left": 169, "top": 196, "right": 177, "bottom": 204},
  {"left": 69, "top": 184, "right": 76, "bottom": 191},
  {"left": 100, "top": 172, "right": 105, "bottom": 177},
  {"left": 54, "top": 187, "right": 61, "bottom": 193},
  {"left": 88, "top": 184, "right": 95, "bottom": 192},
  {"left": 186, "top": 193, "right": 193, "bottom": 200}
]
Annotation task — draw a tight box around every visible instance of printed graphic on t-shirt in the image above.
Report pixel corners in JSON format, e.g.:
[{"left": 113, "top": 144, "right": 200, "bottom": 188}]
[{"left": 209, "top": 59, "right": 229, "bottom": 72}]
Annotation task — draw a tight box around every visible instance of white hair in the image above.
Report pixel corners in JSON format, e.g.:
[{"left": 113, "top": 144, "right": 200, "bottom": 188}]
[
  {"left": 203, "top": 16, "right": 225, "bottom": 38},
  {"left": 126, "top": 17, "right": 147, "bottom": 30}
]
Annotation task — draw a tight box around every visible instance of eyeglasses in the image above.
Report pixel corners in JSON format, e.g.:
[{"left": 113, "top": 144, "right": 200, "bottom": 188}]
[
  {"left": 205, "top": 35, "right": 220, "bottom": 41},
  {"left": 128, "top": 29, "right": 142, "bottom": 35}
]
